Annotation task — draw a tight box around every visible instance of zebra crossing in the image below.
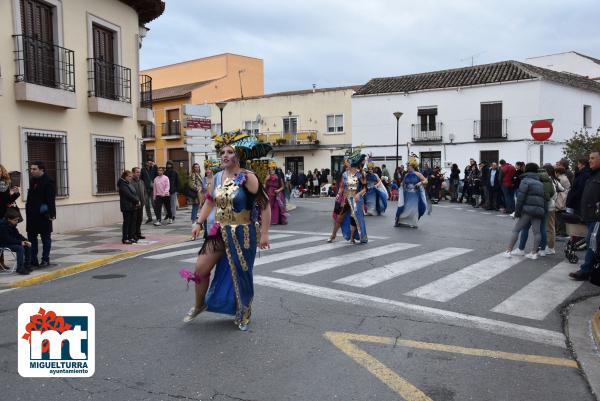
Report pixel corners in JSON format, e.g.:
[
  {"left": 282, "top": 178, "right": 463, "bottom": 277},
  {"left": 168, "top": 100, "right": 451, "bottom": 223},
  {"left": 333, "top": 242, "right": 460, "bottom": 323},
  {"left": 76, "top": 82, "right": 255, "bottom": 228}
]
[{"left": 143, "top": 230, "right": 587, "bottom": 322}]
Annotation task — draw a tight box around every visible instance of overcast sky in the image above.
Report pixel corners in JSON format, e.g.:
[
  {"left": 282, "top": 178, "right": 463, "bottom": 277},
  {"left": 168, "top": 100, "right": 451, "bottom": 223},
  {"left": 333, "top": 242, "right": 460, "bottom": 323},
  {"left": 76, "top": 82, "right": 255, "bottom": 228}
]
[{"left": 140, "top": 0, "right": 600, "bottom": 93}]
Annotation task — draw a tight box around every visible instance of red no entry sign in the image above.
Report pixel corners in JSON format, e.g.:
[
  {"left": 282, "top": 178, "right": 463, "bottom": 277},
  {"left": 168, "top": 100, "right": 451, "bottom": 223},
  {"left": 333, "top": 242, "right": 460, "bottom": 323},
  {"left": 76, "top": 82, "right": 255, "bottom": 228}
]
[{"left": 531, "top": 119, "right": 553, "bottom": 141}]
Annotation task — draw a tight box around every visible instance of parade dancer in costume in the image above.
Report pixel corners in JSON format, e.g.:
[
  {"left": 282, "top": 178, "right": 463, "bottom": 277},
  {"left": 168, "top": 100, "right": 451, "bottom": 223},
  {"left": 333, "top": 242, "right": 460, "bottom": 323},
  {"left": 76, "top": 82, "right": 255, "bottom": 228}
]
[
  {"left": 327, "top": 160, "right": 349, "bottom": 242},
  {"left": 333, "top": 149, "right": 368, "bottom": 243},
  {"left": 265, "top": 163, "right": 288, "bottom": 225},
  {"left": 364, "top": 162, "right": 388, "bottom": 216},
  {"left": 182, "top": 132, "right": 271, "bottom": 330},
  {"left": 395, "top": 156, "right": 428, "bottom": 228}
]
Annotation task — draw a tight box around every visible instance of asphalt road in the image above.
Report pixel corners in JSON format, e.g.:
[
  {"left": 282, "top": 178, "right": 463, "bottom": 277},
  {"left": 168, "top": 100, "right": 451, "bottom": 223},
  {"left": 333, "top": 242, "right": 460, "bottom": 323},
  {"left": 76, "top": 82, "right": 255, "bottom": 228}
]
[{"left": 1, "top": 198, "right": 598, "bottom": 401}]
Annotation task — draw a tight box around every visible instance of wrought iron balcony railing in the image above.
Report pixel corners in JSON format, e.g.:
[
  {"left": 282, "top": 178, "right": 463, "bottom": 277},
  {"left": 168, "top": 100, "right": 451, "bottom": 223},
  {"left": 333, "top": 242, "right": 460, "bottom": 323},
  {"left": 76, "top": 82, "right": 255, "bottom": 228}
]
[
  {"left": 13, "top": 35, "right": 75, "bottom": 92},
  {"left": 474, "top": 119, "right": 508, "bottom": 140},
  {"left": 411, "top": 123, "right": 443, "bottom": 142},
  {"left": 142, "top": 124, "right": 155, "bottom": 139},
  {"left": 87, "top": 58, "right": 131, "bottom": 102},
  {"left": 140, "top": 74, "right": 152, "bottom": 108},
  {"left": 161, "top": 121, "right": 181, "bottom": 137}
]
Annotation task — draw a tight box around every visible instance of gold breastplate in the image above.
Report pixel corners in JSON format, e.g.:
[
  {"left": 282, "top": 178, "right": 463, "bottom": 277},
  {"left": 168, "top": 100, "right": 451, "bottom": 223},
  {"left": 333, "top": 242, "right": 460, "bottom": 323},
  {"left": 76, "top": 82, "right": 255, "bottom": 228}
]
[
  {"left": 345, "top": 173, "right": 358, "bottom": 196},
  {"left": 215, "top": 178, "right": 251, "bottom": 225}
]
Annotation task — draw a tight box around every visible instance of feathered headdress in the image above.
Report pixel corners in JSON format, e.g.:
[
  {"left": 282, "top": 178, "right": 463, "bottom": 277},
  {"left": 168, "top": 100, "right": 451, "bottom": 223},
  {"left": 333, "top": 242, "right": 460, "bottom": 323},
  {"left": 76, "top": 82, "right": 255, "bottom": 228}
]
[
  {"left": 345, "top": 147, "right": 366, "bottom": 167},
  {"left": 203, "top": 158, "right": 222, "bottom": 173},
  {"left": 408, "top": 154, "right": 419, "bottom": 169},
  {"left": 212, "top": 130, "right": 272, "bottom": 161},
  {"left": 268, "top": 160, "right": 277, "bottom": 169}
]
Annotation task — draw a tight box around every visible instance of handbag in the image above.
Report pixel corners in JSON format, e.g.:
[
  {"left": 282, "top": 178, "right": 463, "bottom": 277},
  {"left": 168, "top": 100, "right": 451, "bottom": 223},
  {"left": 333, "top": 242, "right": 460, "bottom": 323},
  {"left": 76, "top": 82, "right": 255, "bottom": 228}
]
[{"left": 184, "top": 184, "right": 199, "bottom": 199}]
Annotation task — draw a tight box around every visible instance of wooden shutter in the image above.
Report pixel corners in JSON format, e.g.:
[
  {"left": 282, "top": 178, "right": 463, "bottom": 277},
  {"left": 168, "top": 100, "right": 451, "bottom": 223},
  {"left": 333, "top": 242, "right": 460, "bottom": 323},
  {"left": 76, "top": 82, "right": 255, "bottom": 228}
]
[
  {"left": 96, "top": 141, "right": 117, "bottom": 193},
  {"left": 27, "top": 136, "right": 58, "bottom": 185},
  {"left": 92, "top": 24, "right": 115, "bottom": 99},
  {"left": 480, "top": 103, "right": 502, "bottom": 138},
  {"left": 480, "top": 150, "right": 499, "bottom": 164},
  {"left": 21, "top": 0, "right": 55, "bottom": 86}
]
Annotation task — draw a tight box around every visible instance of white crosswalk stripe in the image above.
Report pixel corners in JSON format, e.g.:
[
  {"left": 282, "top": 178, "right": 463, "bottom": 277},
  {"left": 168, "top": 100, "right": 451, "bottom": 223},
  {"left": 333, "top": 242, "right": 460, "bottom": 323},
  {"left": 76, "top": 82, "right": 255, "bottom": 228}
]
[
  {"left": 404, "top": 253, "right": 525, "bottom": 302},
  {"left": 490, "top": 261, "right": 586, "bottom": 320},
  {"left": 334, "top": 247, "right": 472, "bottom": 288},
  {"left": 274, "top": 243, "right": 419, "bottom": 276},
  {"left": 145, "top": 234, "right": 293, "bottom": 260},
  {"left": 254, "top": 242, "right": 355, "bottom": 266}
]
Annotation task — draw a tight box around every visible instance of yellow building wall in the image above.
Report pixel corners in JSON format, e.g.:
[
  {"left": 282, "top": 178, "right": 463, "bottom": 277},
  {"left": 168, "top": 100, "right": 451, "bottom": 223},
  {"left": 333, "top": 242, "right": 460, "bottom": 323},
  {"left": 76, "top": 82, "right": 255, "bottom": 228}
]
[
  {"left": 0, "top": 0, "right": 146, "bottom": 232},
  {"left": 206, "top": 88, "right": 356, "bottom": 173},
  {"left": 142, "top": 54, "right": 265, "bottom": 168}
]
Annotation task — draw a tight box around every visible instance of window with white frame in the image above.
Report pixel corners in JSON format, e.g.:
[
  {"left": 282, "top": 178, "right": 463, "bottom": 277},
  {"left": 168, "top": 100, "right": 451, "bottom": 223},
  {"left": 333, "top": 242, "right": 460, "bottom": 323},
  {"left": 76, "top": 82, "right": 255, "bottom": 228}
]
[
  {"left": 92, "top": 135, "right": 125, "bottom": 194},
  {"left": 244, "top": 120, "right": 259, "bottom": 134},
  {"left": 326, "top": 114, "right": 344, "bottom": 133},
  {"left": 22, "top": 129, "right": 69, "bottom": 197},
  {"left": 584, "top": 105, "right": 592, "bottom": 128},
  {"left": 283, "top": 116, "right": 298, "bottom": 134},
  {"left": 211, "top": 123, "right": 221, "bottom": 134}
]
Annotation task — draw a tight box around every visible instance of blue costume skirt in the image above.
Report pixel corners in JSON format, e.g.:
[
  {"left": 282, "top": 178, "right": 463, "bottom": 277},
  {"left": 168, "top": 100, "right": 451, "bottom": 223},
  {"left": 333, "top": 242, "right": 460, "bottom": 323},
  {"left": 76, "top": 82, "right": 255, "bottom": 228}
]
[
  {"left": 341, "top": 196, "right": 368, "bottom": 242},
  {"left": 395, "top": 188, "right": 427, "bottom": 227},
  {"left": 204, "top": 224, "right": 257, "bottom": 325},
  {"left": 365, "top": 185, "right": 388, "bottom": 215}
]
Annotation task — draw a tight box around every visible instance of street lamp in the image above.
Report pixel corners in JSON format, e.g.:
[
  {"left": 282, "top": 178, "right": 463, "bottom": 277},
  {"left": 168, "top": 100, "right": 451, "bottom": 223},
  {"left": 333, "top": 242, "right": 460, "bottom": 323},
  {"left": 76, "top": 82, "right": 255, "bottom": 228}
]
[
  {"left": 216, "top": 102, "right": 227, "bottom": 135},
  {"left": 393, "top": 112, "right": 403, "bottom": 171}
]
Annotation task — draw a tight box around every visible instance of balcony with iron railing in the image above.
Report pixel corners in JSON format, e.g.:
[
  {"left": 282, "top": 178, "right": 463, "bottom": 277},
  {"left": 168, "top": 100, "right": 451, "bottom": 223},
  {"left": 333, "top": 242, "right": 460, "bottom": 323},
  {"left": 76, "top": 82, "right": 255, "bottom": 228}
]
[
  {"left": 87, "top": 58, "right": 132, "bottom": 117},
  {"left": 138, "top": 74, "right": 154, "bottom": 124},
  {"left": 161, "top": 120, "right": 181, "bottom": 138},
  {"left": 142, "top": 124, "right": 155, "bottom": 140},
  {"left": 411, "top": 122, "right": 443, "bottom": 142},
  {"left": 12, "top": 34, "right": 76, "bottom": 108},
  {"left": 473, "top": 119, "right": 508, "bottom": 140},
  {"left": 256, "top": 130, "right": 320, "bottom": 150}
]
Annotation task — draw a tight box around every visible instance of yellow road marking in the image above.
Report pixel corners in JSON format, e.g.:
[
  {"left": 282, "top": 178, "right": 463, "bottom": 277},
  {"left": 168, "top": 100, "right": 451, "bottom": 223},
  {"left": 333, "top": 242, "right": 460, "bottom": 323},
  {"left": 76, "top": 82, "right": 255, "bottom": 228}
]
[{"left": 324, "top": 331, "right": 578, "bottom": 401}]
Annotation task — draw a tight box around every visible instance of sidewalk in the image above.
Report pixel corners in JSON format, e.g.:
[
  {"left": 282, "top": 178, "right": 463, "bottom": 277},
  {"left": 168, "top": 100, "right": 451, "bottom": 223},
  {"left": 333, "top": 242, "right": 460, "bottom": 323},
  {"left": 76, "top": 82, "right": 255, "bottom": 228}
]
[
  {"left": 568, "top": 295, "right": 600, "bottom": 399},
  {"left": 0, "top": 216, "right": 191, "bottom": 290}
]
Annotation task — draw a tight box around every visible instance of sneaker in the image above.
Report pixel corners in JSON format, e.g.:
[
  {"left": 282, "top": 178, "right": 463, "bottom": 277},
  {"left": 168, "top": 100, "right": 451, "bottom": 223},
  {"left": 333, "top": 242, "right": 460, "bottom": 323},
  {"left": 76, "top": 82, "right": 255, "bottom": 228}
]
[
  {"left": 510, "top": 249, "right": 525, "bottom": 256},
  {"left": 545, "top": 247, "right": 556, "bottom": 255},
  {"left": 538, "top": 249, "right": 547, "bottom": 257},
  {"left": 145, "top": 218, "right": 153, "bottom": 224},
  {"left": 183, "top": 305, "right": 207, "bottom": 323},
  {"left": 166, "top": 218, "right": 173, "bottom": 224},
  {"left": 525, "top": 252, "right": 539, "bottom": 260},
  {"left": 153, "top": 221, "right": 162, "bottom": 226},
  {"left": 503, "top": 251, "right": 512, "bottom": 258}
]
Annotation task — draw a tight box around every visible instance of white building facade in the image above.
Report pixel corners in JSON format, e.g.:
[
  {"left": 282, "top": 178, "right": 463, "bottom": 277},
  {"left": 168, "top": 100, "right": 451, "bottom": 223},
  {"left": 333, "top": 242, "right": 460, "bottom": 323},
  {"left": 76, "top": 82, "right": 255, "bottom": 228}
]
[
  {"left": 352, "top": 61, "right": 600, "bottom": 172},
  {"left": 526, "top": 52, "right": 600, "bottom": 81}
]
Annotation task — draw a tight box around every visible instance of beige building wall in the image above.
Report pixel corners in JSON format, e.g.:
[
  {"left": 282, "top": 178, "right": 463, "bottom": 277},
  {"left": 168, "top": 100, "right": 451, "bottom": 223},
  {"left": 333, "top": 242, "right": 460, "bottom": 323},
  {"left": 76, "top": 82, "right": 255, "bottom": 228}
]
[
  {"left": 206, "top": 87, "right": 357, "bottom": 173},
  {"left": 0, "top": 0, "right": 151, "bottom": 233}
]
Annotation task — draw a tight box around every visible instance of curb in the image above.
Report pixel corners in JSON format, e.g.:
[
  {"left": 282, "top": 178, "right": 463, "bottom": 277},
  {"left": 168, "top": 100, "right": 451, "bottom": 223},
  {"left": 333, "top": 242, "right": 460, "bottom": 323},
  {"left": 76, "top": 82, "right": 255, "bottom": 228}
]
[
  {"left": 5, "top": 240, "right": 187, "bottom": 289},
  {"left": 567, "top": 296, "right": 600, "bottom": 400}
]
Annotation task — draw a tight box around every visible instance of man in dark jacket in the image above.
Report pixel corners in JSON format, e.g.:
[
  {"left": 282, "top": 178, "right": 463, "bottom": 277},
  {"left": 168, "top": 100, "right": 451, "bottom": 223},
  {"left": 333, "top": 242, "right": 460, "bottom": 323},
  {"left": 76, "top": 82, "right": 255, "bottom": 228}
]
[
  {"left": 480, "top": 161, "right": 491, "bottom": 209},
  {"left": 486, "top": 162, "right": 501, "bottom": 210},
  {"left": 569, "top": 149, "right": 600, "bottom": 280},
  {"left": 141, "top": 159, "right": 157, "bottom": 224},
  {"left": 165, "top": 161, "right": 180, "bottom": 222},
  {"left": 118, "top": 170, "right": 140, "bottom": 244},
  {"left": 131, "top": 167, "right": 146, "bottom": 241},
  {"left": 566, "top": 158, "right": 591, "bottom": 217},
  {"left": 0, "top": 208, "right": 31, "bottom": 274},
  {"left": 25, "top": 161, "right": 56, "bottom": 268},
  {"left": 505, "top": 163, "right": 545, "bottom": 259}
]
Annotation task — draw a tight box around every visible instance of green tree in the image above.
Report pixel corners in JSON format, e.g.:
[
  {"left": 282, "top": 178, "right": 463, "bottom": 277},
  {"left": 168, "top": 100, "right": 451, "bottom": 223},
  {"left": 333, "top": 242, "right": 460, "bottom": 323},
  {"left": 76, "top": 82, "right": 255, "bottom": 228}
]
[{"left": 563, "top": 127, "right": 600, "bottom": 167}]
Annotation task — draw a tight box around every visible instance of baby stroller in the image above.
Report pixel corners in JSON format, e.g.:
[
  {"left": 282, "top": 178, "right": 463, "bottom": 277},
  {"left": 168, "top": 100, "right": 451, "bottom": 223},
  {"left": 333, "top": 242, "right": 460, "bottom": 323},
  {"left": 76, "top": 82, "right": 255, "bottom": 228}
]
[{"left": 562, "top": 213, "right": 588, "bottom": 263}]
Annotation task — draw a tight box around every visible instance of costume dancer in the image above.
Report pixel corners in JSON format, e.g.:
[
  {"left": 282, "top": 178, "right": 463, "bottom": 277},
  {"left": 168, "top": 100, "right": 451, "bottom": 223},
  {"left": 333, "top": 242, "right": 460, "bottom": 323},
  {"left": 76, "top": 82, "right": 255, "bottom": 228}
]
[
  {"left": 333, "top": 149, "right": 368, "bottom": 243},
  {"left": 395, "top": 156, "right": 428, "bottom": 228},
  {"left": 265, "top": 163, "right": 288, "bottom": 225},
  {"left": 182, "top": 132, "right": 271, "bottom": 330},
  {"left": 364, "top": 162, "right": 388, "bottom": 216}
]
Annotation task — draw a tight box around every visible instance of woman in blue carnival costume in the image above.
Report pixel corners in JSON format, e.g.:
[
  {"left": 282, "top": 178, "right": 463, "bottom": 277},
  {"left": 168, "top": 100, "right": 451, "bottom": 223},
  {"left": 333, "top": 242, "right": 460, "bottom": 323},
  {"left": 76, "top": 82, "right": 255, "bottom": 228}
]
[
  {"left": 395, "top": 156, "right": 428, "bottom": 228},
  {"left": 327, "top": 149, "right": 368, "bottom": 243},
  {"left": 181, "top": 132, "right": 271, "bottom": 331},
  {"left": 364, "top": 161, "right": 388, "bottom": 216}
]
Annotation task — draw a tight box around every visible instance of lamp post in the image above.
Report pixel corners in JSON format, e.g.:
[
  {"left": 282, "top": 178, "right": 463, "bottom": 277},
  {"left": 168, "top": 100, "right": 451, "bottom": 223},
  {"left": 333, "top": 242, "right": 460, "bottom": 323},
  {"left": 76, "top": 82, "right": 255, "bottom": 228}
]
[
  {"left": 393, "top": 112, "right": 403, "bottom": 171},
  {"left": 216, "top": 102, "right": 227, "bottom": 135}
]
